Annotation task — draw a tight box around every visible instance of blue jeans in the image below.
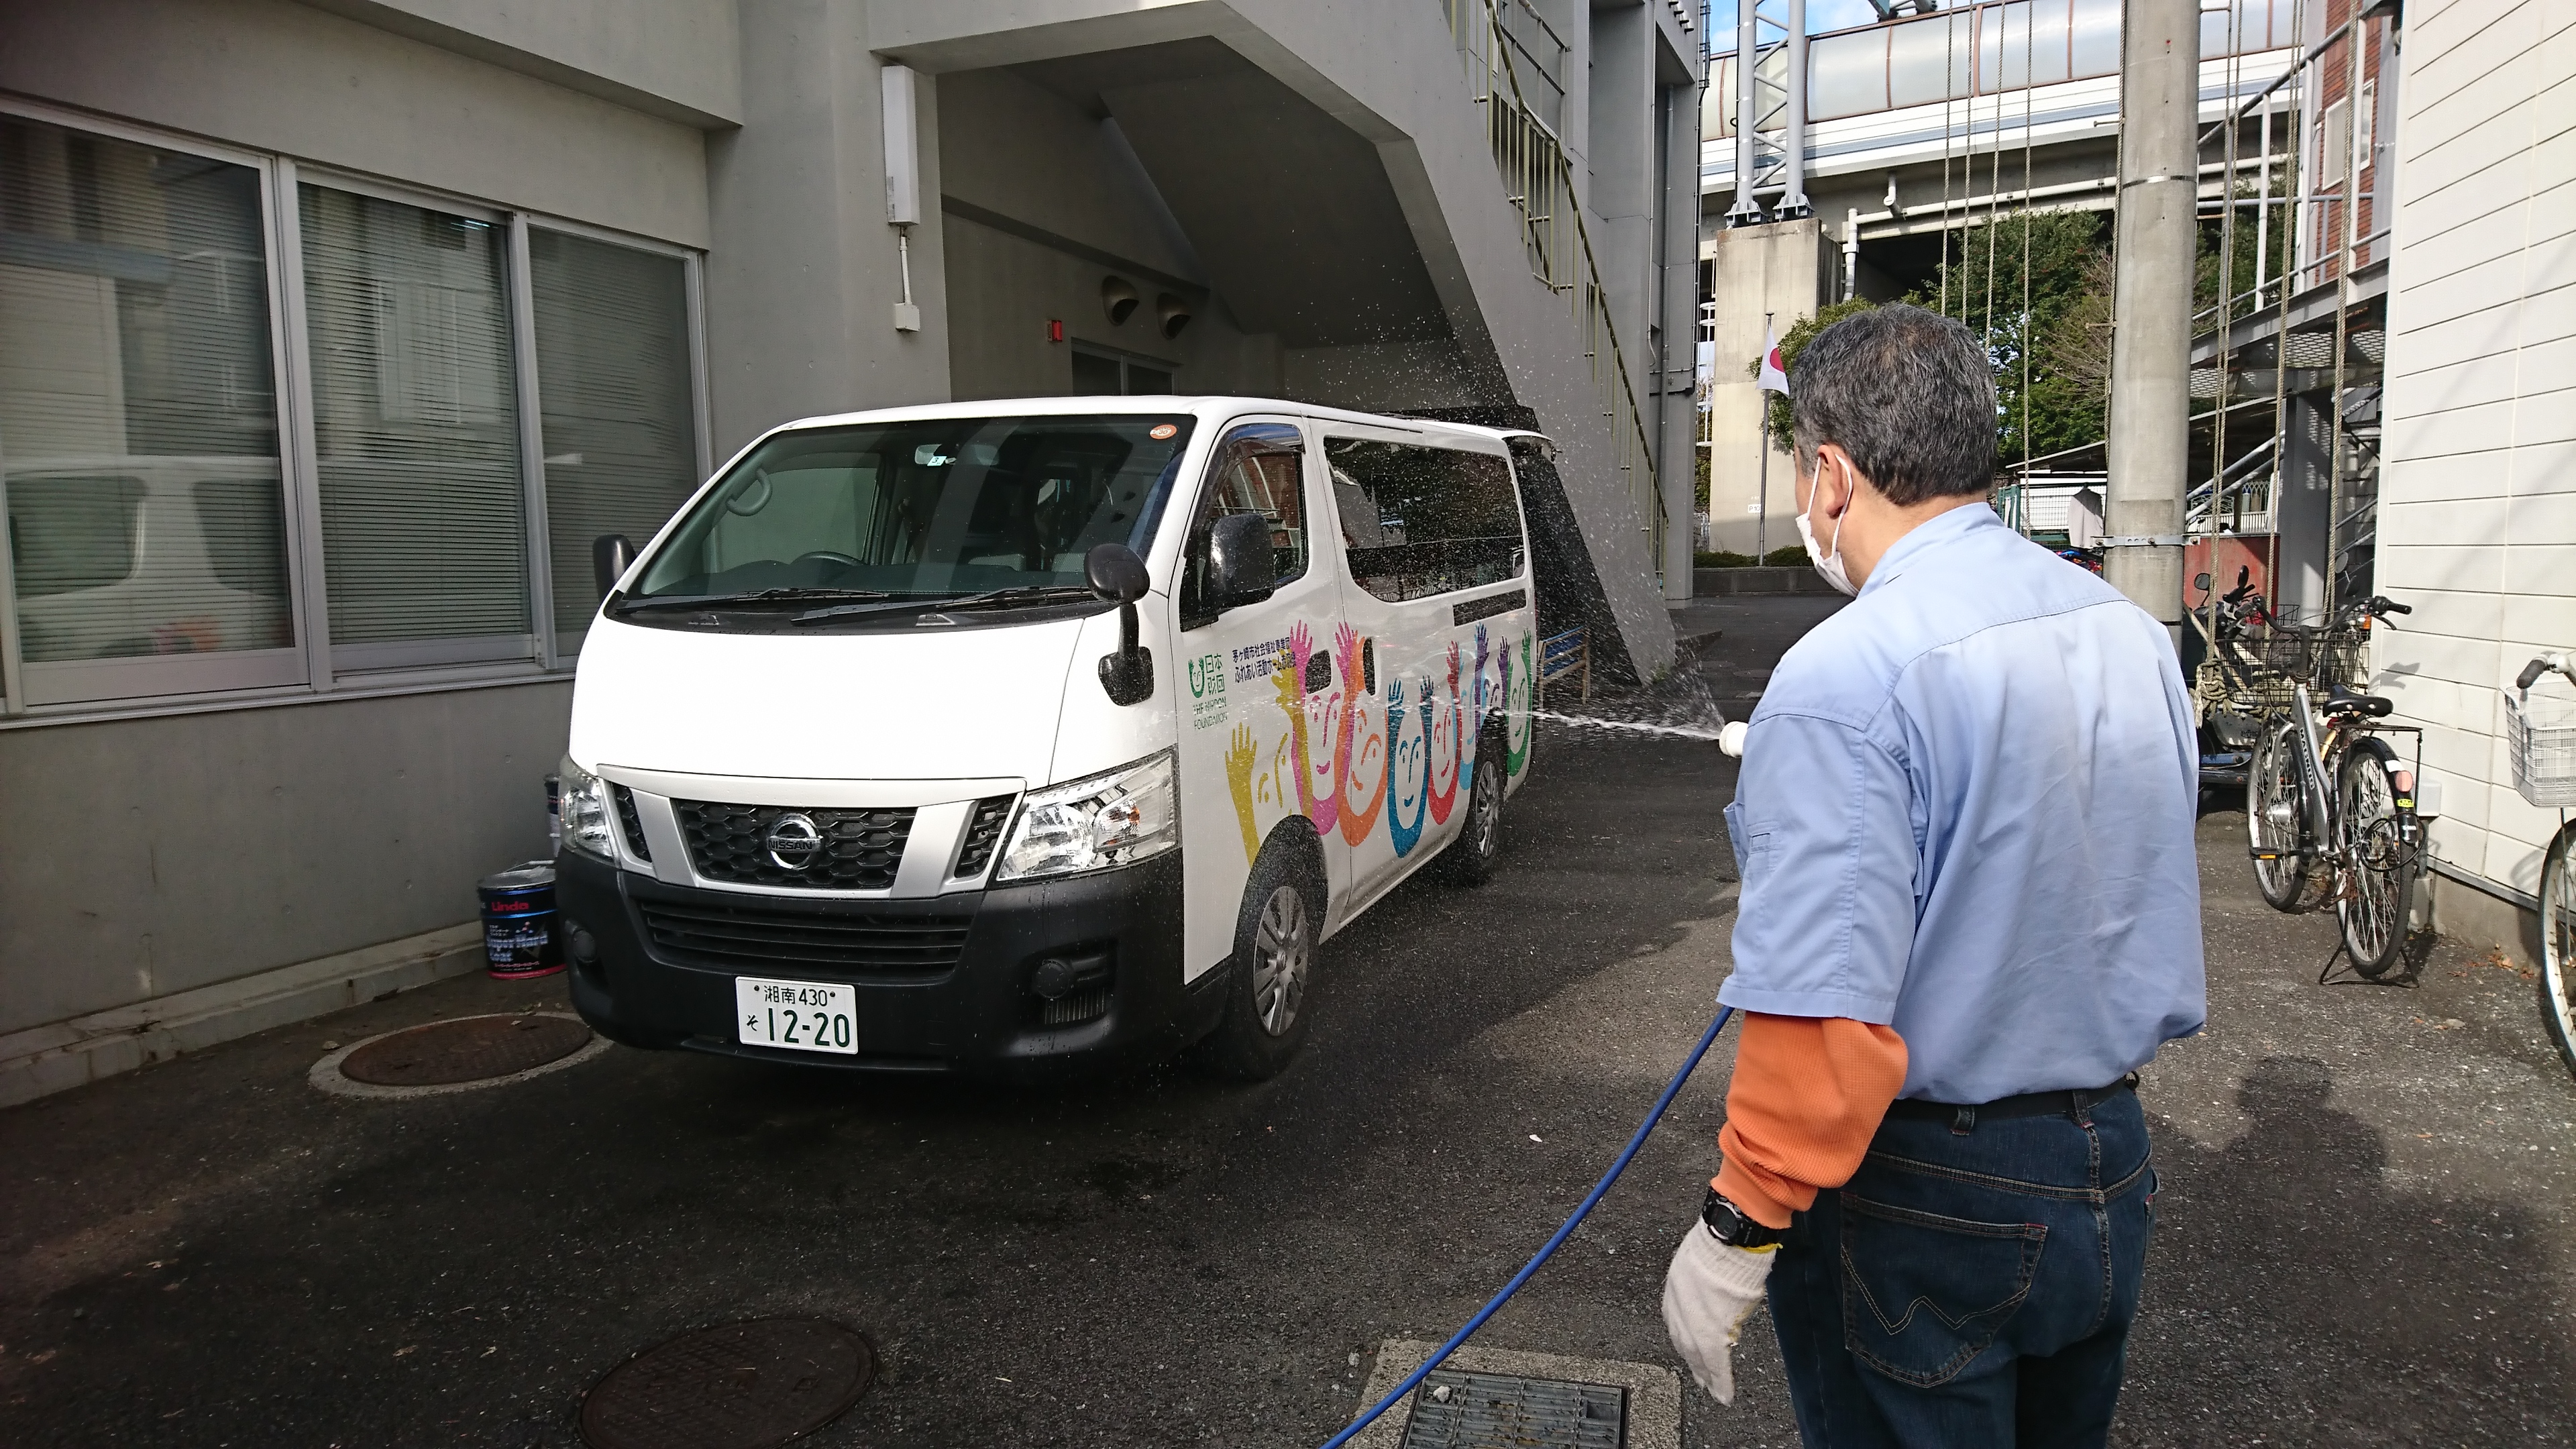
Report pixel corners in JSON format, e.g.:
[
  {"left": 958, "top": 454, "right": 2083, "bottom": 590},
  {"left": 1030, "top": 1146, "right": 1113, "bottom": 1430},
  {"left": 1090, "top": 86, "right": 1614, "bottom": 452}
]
[{"left": 1766, "top": 1089, "right": 2155, "bottom": 1449}]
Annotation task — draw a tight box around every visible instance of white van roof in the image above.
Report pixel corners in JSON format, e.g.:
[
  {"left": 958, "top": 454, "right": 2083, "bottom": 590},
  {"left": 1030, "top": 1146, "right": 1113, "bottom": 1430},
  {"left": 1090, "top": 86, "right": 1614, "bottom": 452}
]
[{"left": 756, "top": 396, "right": 1546, "bottom": 457}]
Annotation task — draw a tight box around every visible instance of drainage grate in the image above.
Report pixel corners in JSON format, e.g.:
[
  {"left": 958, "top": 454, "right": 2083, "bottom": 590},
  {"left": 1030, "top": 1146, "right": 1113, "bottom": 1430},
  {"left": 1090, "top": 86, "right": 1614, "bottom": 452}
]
[
  {"left": 1399, "top": 1370, "right": 1626, "bottom": 1449},
  {"left": 339, "top": 1014, "right": 593, "bottom": 1087},
  {"left": 581, "top": 1318, "right": 873, "bottom": 1449}
]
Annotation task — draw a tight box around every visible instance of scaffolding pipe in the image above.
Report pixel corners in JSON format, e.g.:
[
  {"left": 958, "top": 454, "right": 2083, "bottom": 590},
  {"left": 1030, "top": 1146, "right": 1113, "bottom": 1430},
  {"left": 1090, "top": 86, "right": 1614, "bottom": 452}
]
[
  {"left": 1779, "top": 0, "right": 1811, "bottom": 218},
  {"left": 2104, "top": 0, "right": 2200, "bottom": 646},
  {"left": 1727, "top": 3, "right": 1764, "bottom": 225}
]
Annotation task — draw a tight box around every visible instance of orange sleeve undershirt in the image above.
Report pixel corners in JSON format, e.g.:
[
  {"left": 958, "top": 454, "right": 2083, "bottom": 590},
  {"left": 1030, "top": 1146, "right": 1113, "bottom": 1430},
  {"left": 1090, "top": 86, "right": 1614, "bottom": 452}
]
[{"left": 1713, "top": 1012, "right": 1910, "bottom": 1230}]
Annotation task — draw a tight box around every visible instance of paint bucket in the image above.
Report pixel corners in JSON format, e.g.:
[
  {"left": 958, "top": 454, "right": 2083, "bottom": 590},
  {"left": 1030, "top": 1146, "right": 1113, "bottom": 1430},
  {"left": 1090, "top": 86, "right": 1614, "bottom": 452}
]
[{"left": 479, "top": 861, "right": 563, "bottom": 980}]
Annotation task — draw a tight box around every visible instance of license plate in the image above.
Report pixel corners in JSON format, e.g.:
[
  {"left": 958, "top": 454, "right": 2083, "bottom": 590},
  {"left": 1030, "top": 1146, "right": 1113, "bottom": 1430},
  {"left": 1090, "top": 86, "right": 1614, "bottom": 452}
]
[{"left": 735, "top": 977, "right": 857, "bottom": 1055}]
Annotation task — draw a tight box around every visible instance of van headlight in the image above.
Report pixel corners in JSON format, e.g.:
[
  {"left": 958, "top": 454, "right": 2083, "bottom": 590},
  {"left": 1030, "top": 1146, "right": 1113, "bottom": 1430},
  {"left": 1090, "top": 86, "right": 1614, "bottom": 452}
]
[
  {"left": 994, "top": 751, "right": 1179, "bottom": 881},
  {"left": 559, "top": 757, "right": 616, "bottom": 860}
]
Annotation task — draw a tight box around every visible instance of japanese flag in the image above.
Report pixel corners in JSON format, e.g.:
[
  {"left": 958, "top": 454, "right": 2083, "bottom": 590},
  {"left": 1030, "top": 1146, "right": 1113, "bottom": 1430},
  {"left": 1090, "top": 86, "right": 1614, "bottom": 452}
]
[{"left": 1756, "top": 328, "right": 1790, "bottom": 395}]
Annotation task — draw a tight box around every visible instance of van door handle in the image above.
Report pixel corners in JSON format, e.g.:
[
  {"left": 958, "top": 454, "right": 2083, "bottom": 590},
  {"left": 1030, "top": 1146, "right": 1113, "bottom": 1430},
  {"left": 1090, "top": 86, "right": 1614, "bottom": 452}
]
[
  {"left": 1362, "top": 638, "right": 1375, "bottom": 693},
  {"left": 1306, "top": 651, "right": 1332, "bottom": 694}
]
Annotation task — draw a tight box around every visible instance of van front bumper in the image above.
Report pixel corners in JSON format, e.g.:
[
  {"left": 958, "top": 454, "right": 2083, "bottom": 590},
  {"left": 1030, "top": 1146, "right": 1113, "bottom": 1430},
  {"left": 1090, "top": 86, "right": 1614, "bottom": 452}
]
[{"left": 551, "top": 848, "right": 1220, "bottom": 1075}]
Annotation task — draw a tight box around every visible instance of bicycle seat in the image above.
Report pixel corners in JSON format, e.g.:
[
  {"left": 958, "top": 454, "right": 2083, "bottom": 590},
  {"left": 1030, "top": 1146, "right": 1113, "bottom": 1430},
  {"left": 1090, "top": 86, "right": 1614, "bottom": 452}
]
[{"left": 2322, "top": 693, "right": 2393, "bottom": 718}]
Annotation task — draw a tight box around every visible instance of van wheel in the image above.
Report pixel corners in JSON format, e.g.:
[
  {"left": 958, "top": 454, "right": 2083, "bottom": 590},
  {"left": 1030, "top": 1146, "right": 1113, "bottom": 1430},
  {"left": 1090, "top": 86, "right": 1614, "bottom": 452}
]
[
  {"left": 1187, "top": 843, "right": 1320, "bottom": 1081},
  {"left": 1436, "top": 731, "right": 1505, "bottom": 885}
]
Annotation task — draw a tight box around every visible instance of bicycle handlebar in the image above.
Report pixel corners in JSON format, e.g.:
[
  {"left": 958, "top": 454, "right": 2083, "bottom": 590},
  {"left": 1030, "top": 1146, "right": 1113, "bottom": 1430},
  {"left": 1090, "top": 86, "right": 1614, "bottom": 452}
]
[{"left": 2520, "top": 653, "right": 2573, "bottom": 692}]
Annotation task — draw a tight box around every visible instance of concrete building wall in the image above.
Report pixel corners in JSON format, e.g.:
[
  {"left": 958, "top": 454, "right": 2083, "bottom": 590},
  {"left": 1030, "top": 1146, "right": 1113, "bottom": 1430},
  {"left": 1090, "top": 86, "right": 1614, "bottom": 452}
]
[
  {"left": 0, "top": 682, "right": 567, "bottom": 1034},
  {"left": 0, "top": 0, "right": 712, "bottom": 250},
  {"left": 2371, "top": 0, "right": 2576, "bottom": 928}
]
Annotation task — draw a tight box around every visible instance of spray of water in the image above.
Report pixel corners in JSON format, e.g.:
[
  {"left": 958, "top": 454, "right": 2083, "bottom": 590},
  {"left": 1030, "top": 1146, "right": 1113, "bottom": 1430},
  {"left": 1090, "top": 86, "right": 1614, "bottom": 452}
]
[{"left": 1532, "top": 664, "right": 1735, "bottom": 742}]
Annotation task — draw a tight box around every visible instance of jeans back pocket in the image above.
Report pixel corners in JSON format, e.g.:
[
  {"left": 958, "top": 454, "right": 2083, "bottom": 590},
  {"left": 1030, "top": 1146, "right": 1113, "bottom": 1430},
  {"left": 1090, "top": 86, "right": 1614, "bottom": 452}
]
[{"left": 1839, "top": 1193, "right": 2047, "bottom": 1387}]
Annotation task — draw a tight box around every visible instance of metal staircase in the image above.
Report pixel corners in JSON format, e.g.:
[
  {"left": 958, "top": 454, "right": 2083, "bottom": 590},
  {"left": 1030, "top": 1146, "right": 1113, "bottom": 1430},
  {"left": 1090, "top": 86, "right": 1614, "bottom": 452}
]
[{"left": 1441, "top": 0, "right": 1667, "bottom": 565}]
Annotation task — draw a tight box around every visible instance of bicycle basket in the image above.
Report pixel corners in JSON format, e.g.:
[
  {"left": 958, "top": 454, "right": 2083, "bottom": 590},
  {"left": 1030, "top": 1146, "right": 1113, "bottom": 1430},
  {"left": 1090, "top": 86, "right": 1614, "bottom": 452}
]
[
  {"left": 2316, "top": 631, "right": 2369, "bottom": 691},
  {"left": 2507, "top": 690, "right": 2576, "bottom": 808}
]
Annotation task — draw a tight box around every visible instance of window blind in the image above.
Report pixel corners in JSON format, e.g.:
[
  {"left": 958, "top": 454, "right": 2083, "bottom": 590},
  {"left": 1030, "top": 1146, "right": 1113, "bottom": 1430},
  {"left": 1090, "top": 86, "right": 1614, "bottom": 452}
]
[
  {"left": 529, "top": 229, "right": 698, "bottom": 650},
  {"left": 0, "top": 114, "right": 292, "bottom": 666},
  {"left": 300, "top": 184, "right": 529, "bottom": 657}
]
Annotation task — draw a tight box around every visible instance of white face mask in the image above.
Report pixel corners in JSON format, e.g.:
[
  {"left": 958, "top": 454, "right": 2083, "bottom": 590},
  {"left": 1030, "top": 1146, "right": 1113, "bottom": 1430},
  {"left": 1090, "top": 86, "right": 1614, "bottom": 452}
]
[{"left": 1796, "top": 461, "right": 1858, "bottom": 597}]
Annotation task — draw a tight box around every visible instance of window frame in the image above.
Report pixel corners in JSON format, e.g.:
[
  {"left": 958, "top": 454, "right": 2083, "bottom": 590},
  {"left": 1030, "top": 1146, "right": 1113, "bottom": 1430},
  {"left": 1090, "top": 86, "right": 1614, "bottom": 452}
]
[
  {"left": 0, "top": 97, "right": 316, "bottom": 710},
  {"left": 1316, "top": 427, "right": 1529, "bottom": 606},
  {"left": 519, "top": 212, "right": 714, "bottom": 666},
  {"left": 289, "top": 164, "right": 537, "bottom": 676},
  {"left": 0, "top": 99, "right": 710, "bottom": 724}
]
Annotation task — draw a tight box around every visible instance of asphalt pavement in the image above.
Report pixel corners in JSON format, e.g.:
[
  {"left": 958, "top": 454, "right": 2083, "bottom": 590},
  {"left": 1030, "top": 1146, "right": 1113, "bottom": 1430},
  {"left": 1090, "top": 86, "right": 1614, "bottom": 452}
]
[{"left": 1, "top": 596, "right": 2569, "bottom": 1448}]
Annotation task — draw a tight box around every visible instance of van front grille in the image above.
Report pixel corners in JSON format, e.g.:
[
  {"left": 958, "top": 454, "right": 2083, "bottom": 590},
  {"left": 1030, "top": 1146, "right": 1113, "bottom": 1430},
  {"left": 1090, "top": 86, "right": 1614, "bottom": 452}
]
[
  {"left": 676, "top": 800, "right": 914, "bottom": 890},
  {"left": 636, "top": 898, "right": 972, "bottom": 976}
]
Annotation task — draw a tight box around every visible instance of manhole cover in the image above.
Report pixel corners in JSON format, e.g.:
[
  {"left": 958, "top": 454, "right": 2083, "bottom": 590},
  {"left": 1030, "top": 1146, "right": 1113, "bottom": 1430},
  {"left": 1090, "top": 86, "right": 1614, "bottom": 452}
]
[
  {"left": 581, "top": 1318, "right": 874, "bottom": 1449},
  {"left": 339, "top": 1014, "right": 593, "bottom": 1086},
  {"left": 1401, "top": 1370, "right": 1625, "bottom": 1449}
]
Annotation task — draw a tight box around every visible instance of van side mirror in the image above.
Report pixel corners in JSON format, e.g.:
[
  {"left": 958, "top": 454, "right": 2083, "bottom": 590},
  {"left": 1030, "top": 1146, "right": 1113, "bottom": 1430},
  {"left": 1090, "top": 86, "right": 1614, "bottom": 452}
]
[
  {"left": 592, "top": 534, "right": 636, "bottom": 600},
  {"left": 1085, "top": 543, "right": 1154, "bottom": 706},
  {"left": 1207, "top": 512, "right": 1277, "bottom": 608}
]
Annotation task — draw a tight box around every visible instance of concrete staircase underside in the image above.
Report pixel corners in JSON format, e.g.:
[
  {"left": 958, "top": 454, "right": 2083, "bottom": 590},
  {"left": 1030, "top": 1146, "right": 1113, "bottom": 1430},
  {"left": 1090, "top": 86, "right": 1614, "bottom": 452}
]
[{"left": 878, "top": 0, "right": 1678, "bottom": 679}]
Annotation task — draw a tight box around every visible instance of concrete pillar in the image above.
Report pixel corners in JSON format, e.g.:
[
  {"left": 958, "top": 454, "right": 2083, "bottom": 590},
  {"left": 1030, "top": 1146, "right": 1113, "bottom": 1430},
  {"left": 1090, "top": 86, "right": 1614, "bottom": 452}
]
[
  {"left": 2273, "top": 392, "right": 2332, "bottom": 623},
  {"left": 1702, "top": 217, "right": 1825, "bottom": 557},
  {"left": 2104, "top": 0, "right": 2198, "bottom": 643},
  {"left": 1659, "top": 78, "right": 1703, "bottom": 602}
]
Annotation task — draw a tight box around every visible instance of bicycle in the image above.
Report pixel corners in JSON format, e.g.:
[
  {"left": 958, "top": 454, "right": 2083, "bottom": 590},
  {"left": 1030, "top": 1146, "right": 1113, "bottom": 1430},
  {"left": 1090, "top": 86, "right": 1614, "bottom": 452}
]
[
  {"left": 2510, "top": 652, "right": 2576, "bottom": 1078},
  {"left": 2243, "top": 592, "right": 2425, "bottom": 977}
]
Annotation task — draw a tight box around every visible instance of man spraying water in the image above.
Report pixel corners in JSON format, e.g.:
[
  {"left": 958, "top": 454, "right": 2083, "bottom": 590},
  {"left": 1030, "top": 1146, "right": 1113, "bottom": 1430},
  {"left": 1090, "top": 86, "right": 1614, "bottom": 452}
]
[{"left": 1661, "top": 305, "right": 2206, "bottom": 1447}]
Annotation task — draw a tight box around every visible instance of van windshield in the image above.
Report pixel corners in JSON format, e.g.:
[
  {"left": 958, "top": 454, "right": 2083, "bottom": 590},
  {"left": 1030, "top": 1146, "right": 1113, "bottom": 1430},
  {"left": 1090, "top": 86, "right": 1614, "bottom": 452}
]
[{"left": 625, "top": 415, "right": 1195, "bottom": 609}]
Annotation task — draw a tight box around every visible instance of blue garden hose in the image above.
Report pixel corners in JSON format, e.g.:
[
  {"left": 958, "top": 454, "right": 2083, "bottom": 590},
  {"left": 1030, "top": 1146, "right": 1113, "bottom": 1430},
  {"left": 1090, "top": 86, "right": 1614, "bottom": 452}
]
[{"left": 1319, "top": 1004, "right": 1739, "bottom": 1448}]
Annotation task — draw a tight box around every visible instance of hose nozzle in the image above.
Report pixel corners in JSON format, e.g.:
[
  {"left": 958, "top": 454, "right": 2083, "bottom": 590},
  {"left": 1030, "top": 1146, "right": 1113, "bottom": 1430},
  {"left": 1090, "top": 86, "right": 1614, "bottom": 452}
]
[{"left": 1717, "top": 721, "right": 1748, "bottom": 758}]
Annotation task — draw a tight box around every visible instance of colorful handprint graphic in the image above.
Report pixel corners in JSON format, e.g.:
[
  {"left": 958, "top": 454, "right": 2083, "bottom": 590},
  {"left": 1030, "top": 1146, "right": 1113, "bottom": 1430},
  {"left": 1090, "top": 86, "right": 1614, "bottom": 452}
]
[
  {"left": 1224, "top": 722, "right": 1261, "bottom": 863},
  {"left": 1387, "top": 676, "right": 1431, "bottom": 857},
  {"left": 1333, "top": 625, "right": 1384, "bottom": 845},
  {"left": 1428, "top": 642, "right": 1461, "bottom": 825},
  {"left": 1506, "top": 630, "right": 1534, "bottom": 778}
]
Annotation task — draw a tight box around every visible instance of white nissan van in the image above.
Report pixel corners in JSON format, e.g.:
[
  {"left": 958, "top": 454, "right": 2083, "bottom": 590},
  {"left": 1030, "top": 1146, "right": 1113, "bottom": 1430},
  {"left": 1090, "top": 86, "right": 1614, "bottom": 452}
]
[{"left": 555, "top": 397, "right": 1540, "bottom": 1079}]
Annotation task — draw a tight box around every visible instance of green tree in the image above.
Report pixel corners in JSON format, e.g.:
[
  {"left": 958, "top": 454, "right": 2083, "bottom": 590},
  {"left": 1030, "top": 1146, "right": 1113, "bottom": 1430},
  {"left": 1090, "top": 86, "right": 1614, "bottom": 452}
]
[{"left": 1906, "top": 207, "right": 2114, "bottom": 464}]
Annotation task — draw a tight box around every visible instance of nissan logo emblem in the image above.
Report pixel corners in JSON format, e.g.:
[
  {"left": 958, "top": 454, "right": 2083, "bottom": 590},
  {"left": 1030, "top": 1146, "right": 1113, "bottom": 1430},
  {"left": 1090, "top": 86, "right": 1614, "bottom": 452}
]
[{"left": 764, "top": 812, "right": 824, "bottom": 870}]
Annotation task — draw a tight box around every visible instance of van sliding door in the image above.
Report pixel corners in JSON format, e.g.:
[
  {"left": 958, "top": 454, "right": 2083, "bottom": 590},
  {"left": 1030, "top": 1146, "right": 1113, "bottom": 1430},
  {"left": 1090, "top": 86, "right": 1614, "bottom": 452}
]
[{"left": 1170, "top": 420, "right": 1351, "bottom": 978}]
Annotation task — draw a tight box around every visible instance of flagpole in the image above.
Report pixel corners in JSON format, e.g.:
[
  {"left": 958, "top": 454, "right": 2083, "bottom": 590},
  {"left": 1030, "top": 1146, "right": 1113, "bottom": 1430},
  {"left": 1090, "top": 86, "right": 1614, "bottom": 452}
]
[{"left": 1756, "top": 310, "right": 1773, "bottom": 562}]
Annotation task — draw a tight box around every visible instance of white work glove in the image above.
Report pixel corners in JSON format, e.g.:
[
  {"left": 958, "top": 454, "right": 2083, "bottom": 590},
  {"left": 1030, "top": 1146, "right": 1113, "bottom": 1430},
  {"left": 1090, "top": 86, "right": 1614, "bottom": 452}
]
[{"left": 1661, "top": 1218, "right": 1777, "bottom": 1405}]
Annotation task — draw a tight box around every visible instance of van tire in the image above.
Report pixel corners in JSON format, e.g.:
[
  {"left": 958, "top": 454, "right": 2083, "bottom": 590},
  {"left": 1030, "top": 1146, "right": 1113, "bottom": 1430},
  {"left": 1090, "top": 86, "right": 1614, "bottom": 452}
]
[
  {"left": 1435, "top": 729, "right": 1506, "bottom": 886},
  {"left": 1187, "top": 841, "right": 1321, "bottom": 1081}
]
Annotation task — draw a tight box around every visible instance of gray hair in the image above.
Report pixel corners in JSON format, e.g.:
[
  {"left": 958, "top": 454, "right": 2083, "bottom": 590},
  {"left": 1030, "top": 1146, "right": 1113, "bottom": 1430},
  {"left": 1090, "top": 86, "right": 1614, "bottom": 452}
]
[{"left": 1788, "top": 303, "right": 1996, "bottom": 507}]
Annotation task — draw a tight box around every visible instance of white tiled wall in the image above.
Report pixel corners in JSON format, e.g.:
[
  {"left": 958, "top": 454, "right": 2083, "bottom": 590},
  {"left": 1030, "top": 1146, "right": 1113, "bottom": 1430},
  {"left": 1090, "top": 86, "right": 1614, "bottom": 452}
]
[{"left": 2373, "top": 0, "right": 2576, "bottom": 899}]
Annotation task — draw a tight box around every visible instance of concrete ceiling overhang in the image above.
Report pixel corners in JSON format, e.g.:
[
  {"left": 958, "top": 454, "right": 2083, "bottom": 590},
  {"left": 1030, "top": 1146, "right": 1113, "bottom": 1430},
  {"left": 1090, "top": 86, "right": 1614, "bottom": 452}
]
[{"left": 1008, "top": 39, "right": 1450, "bottom": 350}]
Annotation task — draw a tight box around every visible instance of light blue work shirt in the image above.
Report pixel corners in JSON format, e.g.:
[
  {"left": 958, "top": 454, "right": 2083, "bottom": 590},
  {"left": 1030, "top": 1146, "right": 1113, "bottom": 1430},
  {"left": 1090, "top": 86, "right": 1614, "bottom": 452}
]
[{"left": 1719, "top": 503, "right": 2206, "bottom": 1103}]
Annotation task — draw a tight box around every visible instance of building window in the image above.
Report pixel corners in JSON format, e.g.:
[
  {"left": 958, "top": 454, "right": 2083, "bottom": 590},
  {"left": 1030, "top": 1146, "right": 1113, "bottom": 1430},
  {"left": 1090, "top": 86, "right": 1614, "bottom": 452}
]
[
  {"left": 301, "top": 183, "right": 531, "bottom": 669},
  {"left": 0, "top": 103, "right": 707, "bottom": 718},
  {"left": 0, "top": 112, "right": 300, "bottom": 705},
  {"left": 1071, "top": 344, "right": 1175, "bottom": 396},
  {"left": 529, "top": 228, "right": 700, "bottom": 655}
]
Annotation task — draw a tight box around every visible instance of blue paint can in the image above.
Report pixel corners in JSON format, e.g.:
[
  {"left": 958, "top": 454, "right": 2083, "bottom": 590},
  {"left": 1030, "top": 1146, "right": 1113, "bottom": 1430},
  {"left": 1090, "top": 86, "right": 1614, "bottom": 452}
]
[{"left": 478, "top": 860, "right": 563, "bottom": 979}]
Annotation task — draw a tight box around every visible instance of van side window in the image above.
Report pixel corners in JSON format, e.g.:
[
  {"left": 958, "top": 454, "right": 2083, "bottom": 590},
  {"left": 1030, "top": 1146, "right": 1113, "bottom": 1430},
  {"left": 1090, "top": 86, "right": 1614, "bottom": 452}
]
[
  {"left": 1324, "top": 439, "right": 1524, "bottom": 602},
  {"left": 1180, "top": 423, "right": 1307, "bottom": 623}
]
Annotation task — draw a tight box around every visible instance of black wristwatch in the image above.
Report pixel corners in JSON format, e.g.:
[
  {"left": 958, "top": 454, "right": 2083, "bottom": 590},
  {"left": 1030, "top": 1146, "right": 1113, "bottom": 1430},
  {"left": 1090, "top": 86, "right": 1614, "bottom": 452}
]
[{"left": 1702, "top": 1186, "right": 1785, "bottom": 1248}]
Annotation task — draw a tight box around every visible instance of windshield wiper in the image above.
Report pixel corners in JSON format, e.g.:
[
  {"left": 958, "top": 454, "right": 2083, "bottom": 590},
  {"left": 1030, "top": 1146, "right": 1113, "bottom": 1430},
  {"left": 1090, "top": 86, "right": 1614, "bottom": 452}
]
[
  {"left": 791, "top": 585, "right": 1101, "bottom": 625},
  {"left": 613, "top": 588, "right": 894, "bottom": 614}
]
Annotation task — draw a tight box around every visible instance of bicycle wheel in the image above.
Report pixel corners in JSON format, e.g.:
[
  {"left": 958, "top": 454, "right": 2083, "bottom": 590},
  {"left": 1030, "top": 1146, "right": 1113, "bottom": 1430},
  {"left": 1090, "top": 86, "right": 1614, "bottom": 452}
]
[
  {"left": 2540, "top": 822, "right": 2576, "bottom": 1081},
  {"left": 2247, "top": 717, "right": 2315, "bottom": 911},
  {"left": 2334, "top": 737, "right": 2414, "bottom": 977}
]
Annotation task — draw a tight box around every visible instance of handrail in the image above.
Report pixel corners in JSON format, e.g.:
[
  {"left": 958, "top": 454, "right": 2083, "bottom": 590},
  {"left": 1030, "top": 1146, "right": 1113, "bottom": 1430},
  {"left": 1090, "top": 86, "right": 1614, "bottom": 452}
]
[{"left": 1443, "top": 0, "right": 1666, "bottom": 556}]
